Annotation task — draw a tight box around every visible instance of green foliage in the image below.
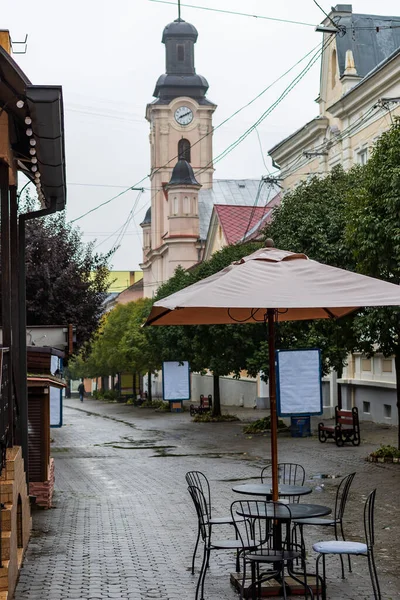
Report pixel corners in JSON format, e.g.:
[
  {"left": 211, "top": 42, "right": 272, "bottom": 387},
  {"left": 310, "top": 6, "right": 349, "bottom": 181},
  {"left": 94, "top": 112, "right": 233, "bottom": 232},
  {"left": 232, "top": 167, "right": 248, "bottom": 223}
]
[
  {"left": 14, "top": 192, "right": 111, "bottom": 351},
  {"left": 370, "top": 445, "right": 400, "bottom": 459},
  {"left": 103, "top": 390, "right": 119, "bottom": 401},
  {"left": 264, "top": 166, "right": 359, "bottom": 374},
  {"left": 267, "top": 165, "right": 356, "bottom": 269},
  {"left": 243, "top": 416, "right": 288, "bottom": 434},
  {"left": 265, "top": 120, "right": 400, "bottom": 446},
  {"left": 153, "top": 242, "right": 266, "bottom": 416},
  {"left": 70, "top": 297, "right": 160, "bottom": 380},
  {"left": 140, "top": 399, "right": 170, "bottom": 411},
  {"left": 192, "top": 413, "right": 240, "bottom": 422},
  {"left": 345, "top": 119, "right": 400, "bottom": 359}
]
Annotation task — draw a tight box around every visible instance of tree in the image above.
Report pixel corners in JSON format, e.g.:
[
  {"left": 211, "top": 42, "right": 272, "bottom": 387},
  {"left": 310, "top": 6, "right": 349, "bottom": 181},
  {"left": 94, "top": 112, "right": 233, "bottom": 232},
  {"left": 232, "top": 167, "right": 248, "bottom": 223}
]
[
  {"left": 71, "top": 298, "right": 161, "bottom": 399},
  {"left": 14, "top": 195, "right": 111, "bottom": 350},
  {"left": 345, "top": 118, "right": 400, "bottom": 447},
  {"left": 153, "top": 242, "right": 267, "bottom": 416},
  {"left": 120, "top": 298, "right": 161, "bottom": 401},
  {"left": 265, "top": 124, "right": 400, "bottom": 447},
  {"left": 265, "top": 166, "right": 359, "bottom": 380}
]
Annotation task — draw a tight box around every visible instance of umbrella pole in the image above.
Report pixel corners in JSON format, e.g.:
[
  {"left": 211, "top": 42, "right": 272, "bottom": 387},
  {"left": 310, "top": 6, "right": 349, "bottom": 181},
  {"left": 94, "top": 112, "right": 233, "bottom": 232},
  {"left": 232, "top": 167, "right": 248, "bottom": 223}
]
[{"left": 268, "top": 308, "right": 279, "bottom": 502}]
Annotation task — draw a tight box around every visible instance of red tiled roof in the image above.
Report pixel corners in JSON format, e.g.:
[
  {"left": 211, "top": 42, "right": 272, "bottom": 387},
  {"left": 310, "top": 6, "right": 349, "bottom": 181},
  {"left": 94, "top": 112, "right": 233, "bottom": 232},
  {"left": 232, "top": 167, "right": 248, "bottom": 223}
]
[{"left": 214, "top": 198, "right": 280, "bottom": 245}]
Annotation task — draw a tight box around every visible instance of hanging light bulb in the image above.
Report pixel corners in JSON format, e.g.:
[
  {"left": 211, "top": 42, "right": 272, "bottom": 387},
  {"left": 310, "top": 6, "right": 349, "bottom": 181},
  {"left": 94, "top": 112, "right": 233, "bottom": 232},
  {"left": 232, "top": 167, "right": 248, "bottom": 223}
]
[
  {"left": 34, "top": 172, "right": 41, "bottom": 179},
  {"left": 31, "top": 157, "right": 38, "bottom": 164},
  {"left": 26, "top": 128, "right": 33, "bottom": 136},
  {"left": 25, "top": 116, "right": 32, "bottom": 125},
  {"left": 30, "top": 139, "right": 36, "bottom": 146},
  {"left": 29, "top": 148, "right": 36, "bottom": 156},
  {"left": 16, "top": 100, "right": 24, "bottom": 108},
  {"left": 31, "top": 165, "right": 38, "bottom": 172}
]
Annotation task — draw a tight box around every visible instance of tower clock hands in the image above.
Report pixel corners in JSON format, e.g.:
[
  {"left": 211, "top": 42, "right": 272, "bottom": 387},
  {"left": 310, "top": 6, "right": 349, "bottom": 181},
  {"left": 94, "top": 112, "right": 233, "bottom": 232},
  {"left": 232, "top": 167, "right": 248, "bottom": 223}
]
[{"left": 174, "top": 106, "right": 193, "bottom": 125}]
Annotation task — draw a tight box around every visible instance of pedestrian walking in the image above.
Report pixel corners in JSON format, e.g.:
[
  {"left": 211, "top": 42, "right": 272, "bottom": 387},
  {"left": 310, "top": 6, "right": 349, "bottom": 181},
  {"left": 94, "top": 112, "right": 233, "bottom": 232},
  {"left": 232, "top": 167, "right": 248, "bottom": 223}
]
[{"left": 78, "top": 380, "right": 85, "bottom": 402}]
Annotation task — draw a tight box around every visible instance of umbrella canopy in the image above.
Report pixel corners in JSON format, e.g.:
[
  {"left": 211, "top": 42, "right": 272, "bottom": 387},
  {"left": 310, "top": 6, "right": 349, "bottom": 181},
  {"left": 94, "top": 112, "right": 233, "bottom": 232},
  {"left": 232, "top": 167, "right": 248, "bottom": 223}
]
[
  {"left": 145, "top": 247, "right": 400, "bottom": 500},
  {"left": 146, "top": 248, "right": 400, "bottom": 326}
]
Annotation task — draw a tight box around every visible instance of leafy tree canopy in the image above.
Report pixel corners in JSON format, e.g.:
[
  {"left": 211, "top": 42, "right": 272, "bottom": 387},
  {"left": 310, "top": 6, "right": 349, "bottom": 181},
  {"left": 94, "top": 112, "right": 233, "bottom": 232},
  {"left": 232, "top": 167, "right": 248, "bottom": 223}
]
[{"left": 15, "top": 194, "right": 112, "bottom": 350}]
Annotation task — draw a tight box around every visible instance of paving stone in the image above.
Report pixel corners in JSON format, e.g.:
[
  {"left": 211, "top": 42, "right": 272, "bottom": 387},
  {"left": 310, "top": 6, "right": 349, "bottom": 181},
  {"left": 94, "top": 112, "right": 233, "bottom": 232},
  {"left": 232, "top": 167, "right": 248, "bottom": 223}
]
[{"left": 13, "top": 398, "right": 400, "bottom": 600}]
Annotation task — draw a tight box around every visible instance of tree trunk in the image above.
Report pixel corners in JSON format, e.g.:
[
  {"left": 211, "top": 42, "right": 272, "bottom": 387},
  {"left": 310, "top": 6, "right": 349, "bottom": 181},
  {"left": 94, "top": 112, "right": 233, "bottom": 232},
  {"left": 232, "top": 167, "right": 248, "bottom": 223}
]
[
  {"left": 147, "top": 371, "right": 152, "bottom": 403},
  {"left": 394, "top": 353, "right": 400, "bottom": 449},
  {"left": 212, "top": 374, "right": 221, "bottom": 417},
  {"left": 132, "top": 372, "right": 137, "bottom": 398}
]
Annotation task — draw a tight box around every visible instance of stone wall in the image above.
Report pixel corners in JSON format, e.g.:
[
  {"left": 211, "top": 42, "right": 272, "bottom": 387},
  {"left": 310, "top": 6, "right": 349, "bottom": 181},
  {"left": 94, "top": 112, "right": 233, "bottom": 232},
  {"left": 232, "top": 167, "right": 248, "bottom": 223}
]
[{"left": 0, "top": 446, "right": 31, "bottom": 599}]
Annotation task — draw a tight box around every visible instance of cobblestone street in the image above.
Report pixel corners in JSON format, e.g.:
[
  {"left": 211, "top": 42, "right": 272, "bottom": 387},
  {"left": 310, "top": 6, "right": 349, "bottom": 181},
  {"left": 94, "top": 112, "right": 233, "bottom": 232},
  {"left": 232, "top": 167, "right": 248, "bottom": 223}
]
[{"left": 14, "top": 398, "right": 400, "bottom": 600}]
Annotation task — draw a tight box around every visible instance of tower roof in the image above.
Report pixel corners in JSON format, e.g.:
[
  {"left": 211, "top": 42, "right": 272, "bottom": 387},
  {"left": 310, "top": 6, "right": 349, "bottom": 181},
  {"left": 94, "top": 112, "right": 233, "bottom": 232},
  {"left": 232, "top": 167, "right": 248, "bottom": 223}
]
[
  {"left": 162, "top": 19, "right": 198, "bottom": 42},
  {"left": 142, "top": 206, "right": 151, "bottom": 225},
  {"left": 168, "top": 159, "right": 201, "bottom": 187},
  {"left": 153, "top": 17, "right": 209, "bottom": 101}
]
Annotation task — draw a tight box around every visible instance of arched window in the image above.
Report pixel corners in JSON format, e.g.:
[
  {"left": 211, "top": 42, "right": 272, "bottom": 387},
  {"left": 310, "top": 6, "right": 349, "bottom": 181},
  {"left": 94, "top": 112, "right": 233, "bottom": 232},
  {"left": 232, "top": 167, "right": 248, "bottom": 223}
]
[
  {"left": 183, "top": 196, "right": 190, "bottom": 214},
  {"left": 178, "top": 138, "right": 191, "bottom": 162},
  {"left": 331, "top": 49, "right": 337, "bottom": 89}
]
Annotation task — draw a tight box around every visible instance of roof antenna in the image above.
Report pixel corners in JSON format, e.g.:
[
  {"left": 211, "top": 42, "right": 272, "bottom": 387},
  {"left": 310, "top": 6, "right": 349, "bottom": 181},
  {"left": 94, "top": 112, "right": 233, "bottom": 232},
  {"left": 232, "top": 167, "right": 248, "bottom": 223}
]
[{"left": 178, "top": 0, "right": 181, "bottom": 20}]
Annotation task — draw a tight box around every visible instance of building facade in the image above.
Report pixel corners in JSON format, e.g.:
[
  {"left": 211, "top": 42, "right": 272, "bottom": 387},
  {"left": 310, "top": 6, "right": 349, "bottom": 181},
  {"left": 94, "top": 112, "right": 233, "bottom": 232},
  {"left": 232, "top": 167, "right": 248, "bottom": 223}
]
[
  {"left": 269, "top": 4, "right": 400, "bottom": 191},
  {"left": 268, "top": 4, "right": 400, "bottom": 425},
  {"left": 140, "top": 16, "right": 279, "bottom": 298}
]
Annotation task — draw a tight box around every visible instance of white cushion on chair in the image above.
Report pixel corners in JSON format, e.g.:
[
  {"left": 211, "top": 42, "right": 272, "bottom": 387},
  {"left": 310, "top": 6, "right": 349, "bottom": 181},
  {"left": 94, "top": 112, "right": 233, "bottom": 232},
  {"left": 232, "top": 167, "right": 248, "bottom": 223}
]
[{"left": 313, "top": 540, "right": 367, "bottom": 555}]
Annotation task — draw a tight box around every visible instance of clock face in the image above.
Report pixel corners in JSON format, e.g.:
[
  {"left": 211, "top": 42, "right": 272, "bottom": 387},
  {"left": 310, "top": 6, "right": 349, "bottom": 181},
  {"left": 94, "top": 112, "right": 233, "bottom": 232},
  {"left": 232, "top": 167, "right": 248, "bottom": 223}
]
[{"left": 175, "top": 106, "right": 193, "bottom": 126}]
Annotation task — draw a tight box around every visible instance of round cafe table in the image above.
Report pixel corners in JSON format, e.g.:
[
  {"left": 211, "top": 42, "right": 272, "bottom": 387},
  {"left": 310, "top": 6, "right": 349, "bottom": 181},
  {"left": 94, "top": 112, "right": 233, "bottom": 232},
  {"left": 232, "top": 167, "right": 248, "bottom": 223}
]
[
  {"left": 232, "top": 483, "right": 312, "bottom": 500},
  {"left": 235, "top": 502, "right": 331, "bottom": 520}
]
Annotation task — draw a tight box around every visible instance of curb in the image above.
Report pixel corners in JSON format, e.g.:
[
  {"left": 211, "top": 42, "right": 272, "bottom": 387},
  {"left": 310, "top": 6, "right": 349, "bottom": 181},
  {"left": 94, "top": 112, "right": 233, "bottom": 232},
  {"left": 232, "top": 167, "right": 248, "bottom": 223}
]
[{"left": 367, "top": 455, "right": 400, "bottom": 463}]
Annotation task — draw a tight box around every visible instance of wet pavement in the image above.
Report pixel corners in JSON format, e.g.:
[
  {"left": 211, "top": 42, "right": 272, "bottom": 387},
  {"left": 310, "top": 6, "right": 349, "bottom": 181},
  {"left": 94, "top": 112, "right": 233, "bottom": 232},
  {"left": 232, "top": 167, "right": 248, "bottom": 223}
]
[{"left": 14, "top": 398, "right": 400, "bottom": 600}]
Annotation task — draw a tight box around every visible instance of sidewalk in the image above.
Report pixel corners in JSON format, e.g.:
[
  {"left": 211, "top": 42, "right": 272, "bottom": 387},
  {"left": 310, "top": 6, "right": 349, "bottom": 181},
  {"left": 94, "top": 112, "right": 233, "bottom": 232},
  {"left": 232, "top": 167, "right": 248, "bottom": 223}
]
[{"left": 14, "top": 398, "right": 400, "bottom": 599}]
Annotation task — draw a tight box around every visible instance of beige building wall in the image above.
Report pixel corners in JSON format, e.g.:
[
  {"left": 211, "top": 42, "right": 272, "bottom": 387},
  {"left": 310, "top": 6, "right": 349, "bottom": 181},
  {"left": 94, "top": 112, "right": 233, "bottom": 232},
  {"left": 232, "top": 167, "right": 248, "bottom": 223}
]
[
  {"left": 270, "top": 31, "right": 400, "bottom": 191},
  {"left": 142, "top": 96, "right": 216, "bottom": 297}
]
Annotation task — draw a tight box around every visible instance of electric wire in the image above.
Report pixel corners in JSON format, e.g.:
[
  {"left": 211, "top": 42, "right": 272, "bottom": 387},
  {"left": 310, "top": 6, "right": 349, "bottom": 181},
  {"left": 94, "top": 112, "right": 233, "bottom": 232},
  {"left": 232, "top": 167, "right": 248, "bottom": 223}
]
[
  {"left": 148, "top": 0, "right": 316, "bottom": 27},
  {"left": 277, "top": 104, "right": 386, "bottom": 181},
  {"left": 149, "top": 0, "right": 400, "bottom": 31},
  {"left": 70, "top": 41, "right": 322, "bottom": 223},
  {"left": 194, "top": 34, "right": 334, "bottom": 180},
  {"left": 94, "top": 190, "right": 143, "bottom": 251}
]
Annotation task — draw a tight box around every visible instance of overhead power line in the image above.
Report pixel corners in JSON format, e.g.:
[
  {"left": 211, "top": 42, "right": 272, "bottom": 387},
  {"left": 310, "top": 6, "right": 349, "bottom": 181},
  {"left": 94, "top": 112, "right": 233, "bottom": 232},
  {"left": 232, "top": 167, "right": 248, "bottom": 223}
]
[
  {"left": 148, "top": 0, "right": 316, "bottom": 27},
  {"left": 69, "top": 41, "right": 322, "bottom": 223}
]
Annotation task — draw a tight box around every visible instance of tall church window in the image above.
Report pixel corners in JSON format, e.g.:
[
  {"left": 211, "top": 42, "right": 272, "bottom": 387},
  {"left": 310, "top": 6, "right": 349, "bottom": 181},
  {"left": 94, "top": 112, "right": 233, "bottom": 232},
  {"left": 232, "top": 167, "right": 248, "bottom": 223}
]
[
  {"left": 178, "top": 138, "right": 191, "bottom": 162},
  {"left": 177, "top": 44, "right": 185, "bottom": 61},
  {"left": 173, "top": 196, "right": 179, "bottom": 215},
  {"left": 183, "top": 196, "right": 190, "bottom": 214}
]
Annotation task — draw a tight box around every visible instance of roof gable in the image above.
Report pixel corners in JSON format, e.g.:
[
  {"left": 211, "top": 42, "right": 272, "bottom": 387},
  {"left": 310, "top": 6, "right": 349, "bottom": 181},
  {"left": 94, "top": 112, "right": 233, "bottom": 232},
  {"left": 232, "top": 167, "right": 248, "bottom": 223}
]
[{"left": 215, "top": 205, "right": 271, "bottom": 245}]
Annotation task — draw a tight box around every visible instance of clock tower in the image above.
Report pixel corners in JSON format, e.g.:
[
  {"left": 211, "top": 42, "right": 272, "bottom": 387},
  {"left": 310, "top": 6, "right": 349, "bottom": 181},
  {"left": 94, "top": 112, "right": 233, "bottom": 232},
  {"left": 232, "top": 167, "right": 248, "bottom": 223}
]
[{"left": 142, "top": 16, "right": 216, "bottom": 296}]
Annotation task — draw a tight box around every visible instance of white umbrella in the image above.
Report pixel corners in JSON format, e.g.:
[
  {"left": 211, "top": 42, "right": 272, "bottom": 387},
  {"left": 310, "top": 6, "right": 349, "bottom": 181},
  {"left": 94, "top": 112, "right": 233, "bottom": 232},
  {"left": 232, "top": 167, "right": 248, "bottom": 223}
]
[{"left": 145, "top": 247, "right": 400, "bottom": 499}]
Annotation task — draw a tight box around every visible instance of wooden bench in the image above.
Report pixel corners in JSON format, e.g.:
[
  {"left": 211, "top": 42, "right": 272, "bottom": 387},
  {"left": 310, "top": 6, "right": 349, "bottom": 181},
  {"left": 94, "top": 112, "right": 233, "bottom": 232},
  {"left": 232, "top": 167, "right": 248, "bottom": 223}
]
[
  {"left": 318, "top": 406, "right": 360, "bottom": 447},
  {"left": 189, "top": 394, "right": 213, "bottom": 416}
]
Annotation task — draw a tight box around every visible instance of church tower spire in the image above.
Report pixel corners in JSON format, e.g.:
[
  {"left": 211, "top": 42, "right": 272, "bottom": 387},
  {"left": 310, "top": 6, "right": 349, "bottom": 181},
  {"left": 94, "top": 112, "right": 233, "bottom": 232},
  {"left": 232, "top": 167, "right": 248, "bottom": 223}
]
[
  {"left": 142, "top": 13, "right": 216, "bottom": 297},
  {"left": 153, "top": 17, "right": 209, "bottom": 101}
]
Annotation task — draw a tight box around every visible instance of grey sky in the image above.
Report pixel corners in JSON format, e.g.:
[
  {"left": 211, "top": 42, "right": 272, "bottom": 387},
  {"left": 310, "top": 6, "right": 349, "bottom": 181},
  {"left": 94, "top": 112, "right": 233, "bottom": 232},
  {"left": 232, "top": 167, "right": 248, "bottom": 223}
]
[{"left": 3, "top": 1, "right": 400, "bottom": 270}]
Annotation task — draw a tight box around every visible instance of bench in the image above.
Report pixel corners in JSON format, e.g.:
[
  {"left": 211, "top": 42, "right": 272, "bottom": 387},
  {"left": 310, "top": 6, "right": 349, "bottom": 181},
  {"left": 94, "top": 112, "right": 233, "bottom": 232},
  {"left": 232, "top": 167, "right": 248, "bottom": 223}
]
[
  {"left": 318, "top": 406, "right": 360, "bottom": 447},
  {"left": 189, "top": 394, "right": 213, "bottom": 416}
]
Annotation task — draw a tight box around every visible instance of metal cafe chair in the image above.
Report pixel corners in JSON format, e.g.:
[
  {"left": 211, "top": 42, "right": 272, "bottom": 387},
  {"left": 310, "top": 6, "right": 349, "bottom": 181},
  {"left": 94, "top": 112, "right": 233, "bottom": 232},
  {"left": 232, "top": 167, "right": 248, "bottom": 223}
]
[
  {"left": 187, "top": 485, "right": 248, "bottom": 600},
  {"left": 231, "top": 500, "right": 313, "bottom": 600},
  {"left": 261, "top": 463, "right": 306, "bottom": 503},
  {"left": 313, "top": 489, "right": 381, "bottom": 600},
  {"left": 185, "top": 471, "right": 240, "bottom": 574},
  {"left": 293, "top": 472, "right": 356, "bottom": 577}
]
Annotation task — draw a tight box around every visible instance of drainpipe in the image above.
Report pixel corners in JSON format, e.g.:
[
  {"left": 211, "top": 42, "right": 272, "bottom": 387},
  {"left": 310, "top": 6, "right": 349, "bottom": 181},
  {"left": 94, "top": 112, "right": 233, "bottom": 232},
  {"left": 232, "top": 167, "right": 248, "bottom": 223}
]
[{"left": 18, "top": 200, "right": 57, "bottom": 485}]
